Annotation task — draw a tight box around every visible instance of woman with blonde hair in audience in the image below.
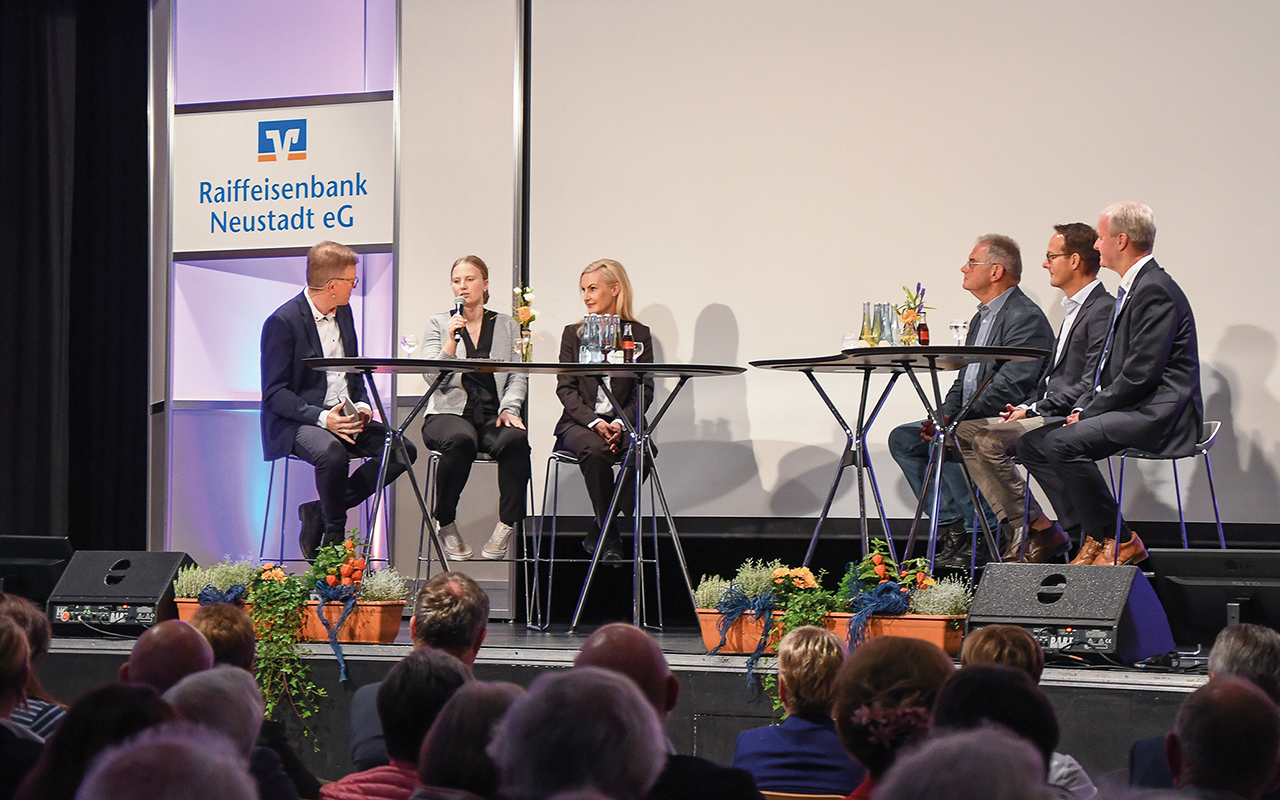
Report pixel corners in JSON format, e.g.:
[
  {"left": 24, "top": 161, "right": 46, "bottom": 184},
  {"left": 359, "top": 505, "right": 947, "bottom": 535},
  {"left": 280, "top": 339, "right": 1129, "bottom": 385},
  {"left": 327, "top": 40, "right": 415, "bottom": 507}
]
[
  {"left": 0, "top": 593, "right": 65, "bottom": 738},
  {"left": 959, "top": 624, "right": 1096, "bottom": 800},
  {"left": 732, "top": 626, "right": 865, "bottom": 794},
  {"left": 0, "top": 615, "right": 43, "bottom": 800}
]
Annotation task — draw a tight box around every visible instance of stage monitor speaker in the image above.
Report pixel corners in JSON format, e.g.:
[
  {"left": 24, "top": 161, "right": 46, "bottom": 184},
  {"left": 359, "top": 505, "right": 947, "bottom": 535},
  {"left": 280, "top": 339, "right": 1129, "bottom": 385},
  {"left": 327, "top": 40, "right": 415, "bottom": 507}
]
[
  {"left": 47, "top": 551, "right": 195, "bottom": 636},
  {"left": 0, "top": 536, "right": 73, "bottom": 606},
  {"left": 968, "top": 564, "right": 1175, "bottom": 664}
]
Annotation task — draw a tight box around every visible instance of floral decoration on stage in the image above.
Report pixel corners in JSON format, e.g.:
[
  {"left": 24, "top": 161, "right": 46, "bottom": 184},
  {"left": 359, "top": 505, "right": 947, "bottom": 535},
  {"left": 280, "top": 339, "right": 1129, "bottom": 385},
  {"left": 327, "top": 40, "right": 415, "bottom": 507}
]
[
  {"left": 894, "top": 283, "right": 932, "bottom": 346},
  {"left": 513, "top": 285, "right": 538, "bottom": 361}
]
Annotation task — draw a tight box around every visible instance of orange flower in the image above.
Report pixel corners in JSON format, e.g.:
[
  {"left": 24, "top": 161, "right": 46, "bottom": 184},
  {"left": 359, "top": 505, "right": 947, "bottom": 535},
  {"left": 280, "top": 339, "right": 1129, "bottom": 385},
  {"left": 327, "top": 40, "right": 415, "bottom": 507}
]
[
  {"left": 516, "top": 306, "right": 534, "bottom": 324},
  {"left": 899, "top": 308, "right": 919, "bottom": 326}
]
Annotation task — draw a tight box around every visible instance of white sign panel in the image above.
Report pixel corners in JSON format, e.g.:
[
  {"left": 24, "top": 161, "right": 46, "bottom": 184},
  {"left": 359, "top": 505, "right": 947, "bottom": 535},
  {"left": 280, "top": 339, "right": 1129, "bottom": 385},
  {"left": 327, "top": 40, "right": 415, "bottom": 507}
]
[{"left": 172, "top": 100, "right": 393, "bottom": 253}]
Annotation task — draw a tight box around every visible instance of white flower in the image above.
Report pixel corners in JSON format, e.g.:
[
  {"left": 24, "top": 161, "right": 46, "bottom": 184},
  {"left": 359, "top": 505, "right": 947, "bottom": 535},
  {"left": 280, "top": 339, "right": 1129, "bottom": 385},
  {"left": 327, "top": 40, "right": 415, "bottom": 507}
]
[
  {"left": 513, "top": 286, "right": 522, "bottom": 295},
  {"left": 523, "top": 291, "right": 535, "bottom": 303}
]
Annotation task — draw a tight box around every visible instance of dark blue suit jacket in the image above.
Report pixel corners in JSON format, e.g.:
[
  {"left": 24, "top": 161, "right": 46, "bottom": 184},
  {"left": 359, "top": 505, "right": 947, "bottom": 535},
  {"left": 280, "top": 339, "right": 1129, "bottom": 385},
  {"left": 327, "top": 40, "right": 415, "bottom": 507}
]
[
  {"left": 732, "top": 714, "right": 866, "bottom": 795},
  {"left": 260, "top": 291, "right": 369, "bottom": 461}
]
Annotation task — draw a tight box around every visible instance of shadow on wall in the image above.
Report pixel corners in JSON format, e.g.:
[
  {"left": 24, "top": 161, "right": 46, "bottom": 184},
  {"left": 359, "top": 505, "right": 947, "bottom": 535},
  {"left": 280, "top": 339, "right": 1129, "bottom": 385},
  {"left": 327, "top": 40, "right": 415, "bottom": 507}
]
[{"left": 638, "top": 303, "right": 762, "bottom": 510}]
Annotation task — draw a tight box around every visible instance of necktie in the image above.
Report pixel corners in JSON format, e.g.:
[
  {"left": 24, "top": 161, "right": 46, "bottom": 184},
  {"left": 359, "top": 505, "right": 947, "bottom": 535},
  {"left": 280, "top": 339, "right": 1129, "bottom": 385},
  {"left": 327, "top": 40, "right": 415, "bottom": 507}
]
[{"left": 1093, "top": 286, "right": 1126, "bottom": 394}]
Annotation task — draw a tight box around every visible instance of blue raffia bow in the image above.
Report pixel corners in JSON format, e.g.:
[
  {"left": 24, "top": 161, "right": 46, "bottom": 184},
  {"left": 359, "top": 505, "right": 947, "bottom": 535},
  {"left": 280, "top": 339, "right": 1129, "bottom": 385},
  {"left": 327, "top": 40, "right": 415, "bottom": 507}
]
[
  {"left": 314, "top": 581, "right": 359, "bottom": 682},
  {"left": 197, "top": 584, "right": 247, "bottom": 605},
  {"left": 847, "top": 580, "right": 911, "bottom": 648},
  {"left": 711, "top": 583, "right": 777, "bottom": 689}
]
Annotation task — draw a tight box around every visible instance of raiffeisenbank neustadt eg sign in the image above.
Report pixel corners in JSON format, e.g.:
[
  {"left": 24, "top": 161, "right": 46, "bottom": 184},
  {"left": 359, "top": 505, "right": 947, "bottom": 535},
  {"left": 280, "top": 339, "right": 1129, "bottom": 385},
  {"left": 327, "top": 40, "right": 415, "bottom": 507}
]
[{"left": 172, "top": 98, "right": 393, "bottom": 254}]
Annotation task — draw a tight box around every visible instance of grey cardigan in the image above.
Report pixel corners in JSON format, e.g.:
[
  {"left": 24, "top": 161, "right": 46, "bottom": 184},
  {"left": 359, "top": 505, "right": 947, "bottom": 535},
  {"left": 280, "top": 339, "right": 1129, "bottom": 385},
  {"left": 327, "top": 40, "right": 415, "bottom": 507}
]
[{"left": 420, "top": 310, "right": 527, "bottom": 417}]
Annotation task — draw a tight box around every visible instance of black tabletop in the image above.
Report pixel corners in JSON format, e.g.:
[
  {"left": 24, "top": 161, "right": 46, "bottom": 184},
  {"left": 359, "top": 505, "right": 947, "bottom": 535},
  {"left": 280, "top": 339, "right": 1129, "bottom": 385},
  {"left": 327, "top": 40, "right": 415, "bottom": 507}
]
[
  {"left": 750, "top": 346, "right": 1049, "bottom": 373},
  {"left": 304, "top": 357, "right": 745, "bottom": 379}
]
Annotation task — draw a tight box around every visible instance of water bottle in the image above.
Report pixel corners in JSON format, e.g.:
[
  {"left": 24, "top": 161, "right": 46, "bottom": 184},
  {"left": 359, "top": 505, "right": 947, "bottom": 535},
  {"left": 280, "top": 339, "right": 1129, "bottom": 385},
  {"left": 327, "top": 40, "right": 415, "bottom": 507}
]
[
  {"left": 587, "top": 314, "right": 604, "bottom": 363},
  {"left": 578, "top": 315, "right": 591, "bottom": 363},
  {"left": 860, "top": 302, "right": 874, "bottom": 347}
]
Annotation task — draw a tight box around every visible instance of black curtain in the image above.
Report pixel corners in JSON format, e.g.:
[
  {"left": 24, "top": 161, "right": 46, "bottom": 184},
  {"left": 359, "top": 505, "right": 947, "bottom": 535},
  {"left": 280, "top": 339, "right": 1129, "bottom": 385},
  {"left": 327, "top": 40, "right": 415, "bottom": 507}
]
[{"left": 1, "top": 0, "right": 149, "bottom": 551}]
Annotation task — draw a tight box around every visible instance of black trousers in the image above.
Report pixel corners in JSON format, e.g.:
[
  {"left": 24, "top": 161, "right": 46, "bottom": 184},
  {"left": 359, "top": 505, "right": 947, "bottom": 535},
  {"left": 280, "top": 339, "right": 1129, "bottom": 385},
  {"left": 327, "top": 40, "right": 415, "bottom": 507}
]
[
  {"left": 555, "top": 423, "right": 652, "bottom": 543},
  {"left": 422, "top": 413, "right": 530, "bottom": 526},
  {"left": 1017, "top": 417, "right": 1130, "bottom": 543},
  {"left": 291, "top": 420, "right": 417, "bottom": 541}
]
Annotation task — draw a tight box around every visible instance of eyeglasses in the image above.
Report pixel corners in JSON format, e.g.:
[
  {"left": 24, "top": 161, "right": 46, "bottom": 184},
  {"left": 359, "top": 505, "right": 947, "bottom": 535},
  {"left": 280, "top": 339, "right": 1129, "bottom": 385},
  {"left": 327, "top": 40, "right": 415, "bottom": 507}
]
[
  {"left": 330, "top": 276, "right": 359, "bottom": 288},
  {"left": 965, "top": 260, "right": 997, "bottom": 268},
  {"left": 1045, "top": 252, "right": 1069, "bottom": 262}
]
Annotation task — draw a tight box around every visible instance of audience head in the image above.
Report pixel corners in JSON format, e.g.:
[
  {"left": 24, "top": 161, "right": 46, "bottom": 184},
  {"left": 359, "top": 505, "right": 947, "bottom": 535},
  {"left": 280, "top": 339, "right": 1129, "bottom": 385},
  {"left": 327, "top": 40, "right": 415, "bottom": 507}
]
[
  {"left": 581, "top": 259, "right": 635, "bottom": 322},
  {"left": 931, "top": 664, "right": 1060, "bottom": 772},
  {"left": 574, "top": 622, "right": 679, "bottom": 719},
  {"left": 832, "top": 636, "right": 954, "bottom": 779},
  {"left": 1168, "top": 677, "right": 1280, "bottom": 800},
  {"left": 411, "top": 571, "right": 490, "bottom": 666},
  {"left": 15, "top": 683, "right": 175, "bottom": 800},
  {"left": 490, "top": 666, "right": 666, "bottom": 800},
  {"left": 74, "top": 722, "right": 258, "bottom": 800},
  {"left": 307, "top": 239, "right": 358, "bottom": 288},
  {"left": 0, "top": 615, "right": 31, "bottom": 715},
  {"left": 119, "top": 619, "right": 214, "bottom": 694},
  {"left": 418, "top": 680, "right": 525, "bottom": 799},
  {"left": 1208, "top": 623, "right": 1280, "bottom": 702},
  {"left": 188, "top": 603, "right": 256, "bottom": 672},
  {"left": 960, "top": 624, "right": 1045, "bottom": 683},
  {"left": 1052, "top": 222, "right": 1102, "bottom": 277},
  {"left": 378, "top": 647, "right": 472, "bottom": 764},
  {"left": 776, "top": 625, "right": 844, "bottom": 718},
  {"left": 875, "top": 726, "right": 1054, "bottom": 800},
  {"left": 162, "top": 664, "right": 265, "bottom": 760}
]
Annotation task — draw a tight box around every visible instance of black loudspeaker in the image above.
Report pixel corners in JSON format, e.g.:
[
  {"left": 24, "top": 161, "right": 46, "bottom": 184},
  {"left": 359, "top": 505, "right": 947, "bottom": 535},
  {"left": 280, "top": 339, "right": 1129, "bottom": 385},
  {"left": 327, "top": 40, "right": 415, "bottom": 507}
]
[
  {"left": 968, "top": 564, "right": 1175, "bottom": 664},
  {"left": 0, "top": 536, "right": 74, "bottom": 605},
  {"left": 47, "top": 551, "right": 195, "bottom": 636}
]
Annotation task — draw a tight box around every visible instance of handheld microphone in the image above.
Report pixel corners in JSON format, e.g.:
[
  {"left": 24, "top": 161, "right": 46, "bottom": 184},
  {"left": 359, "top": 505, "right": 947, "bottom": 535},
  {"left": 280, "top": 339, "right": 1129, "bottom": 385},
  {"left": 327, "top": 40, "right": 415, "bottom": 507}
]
[{"left": 452, "top": 297, "right": 465, "bottom": 343}]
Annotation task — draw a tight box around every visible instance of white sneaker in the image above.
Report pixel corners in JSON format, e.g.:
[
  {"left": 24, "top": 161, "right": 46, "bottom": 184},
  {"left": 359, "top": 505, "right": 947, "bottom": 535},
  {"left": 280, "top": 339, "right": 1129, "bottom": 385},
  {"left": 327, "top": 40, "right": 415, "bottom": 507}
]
[
  {"left": 482, "top": 522, "right": 515, "bottom": 559},
  {"left": 439, "top": 522, "right": 471, "bottom": 560}
]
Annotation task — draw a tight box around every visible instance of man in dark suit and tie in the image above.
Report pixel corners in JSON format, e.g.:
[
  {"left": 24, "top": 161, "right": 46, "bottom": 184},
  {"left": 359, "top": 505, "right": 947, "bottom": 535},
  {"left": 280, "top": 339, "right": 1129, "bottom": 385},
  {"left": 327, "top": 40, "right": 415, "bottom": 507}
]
[
  {"left": 888, "top": 234, "right": 1054, "bottom": 567},
  {"left": 1018, "top": 202, "right": 1202, "bottom": 566},
  {"left": 260, "top": 240, "right": 416, "bottom": 559},
  {"left": 954, "top": 223, "right": 1113, "bottom": 563}
]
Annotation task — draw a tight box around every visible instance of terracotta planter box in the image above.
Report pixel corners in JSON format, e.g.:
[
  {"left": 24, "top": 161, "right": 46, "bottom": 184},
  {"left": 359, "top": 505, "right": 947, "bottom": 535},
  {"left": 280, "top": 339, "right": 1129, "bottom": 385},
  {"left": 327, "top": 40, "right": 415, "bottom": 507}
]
[
  {"left": 302, "top": 600, "right": 406, "bottom": 644},
  {"left": 175, "top": 598, "right": 405, "bottom": 644},
  {"left": 696, "top": 609, "right": 781, "bottom": 654},
  {"left": 826, "top": 612, "right": 966, "bottom": 656},
  {"left": 699, "top": 609, "right": 965, "bottom": 656}
]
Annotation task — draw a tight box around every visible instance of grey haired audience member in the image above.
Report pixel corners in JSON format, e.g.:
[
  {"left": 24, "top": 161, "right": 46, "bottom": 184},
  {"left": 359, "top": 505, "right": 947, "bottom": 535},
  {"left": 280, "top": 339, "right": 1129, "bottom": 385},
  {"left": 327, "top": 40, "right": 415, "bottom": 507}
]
[
  {"left": 1167, "top": 677, "right": 1280, "bottom": 800},
  {"left": 875, "top": 726, "right": 1054, "bottom": 800},
  {"left": 162, "top": 665, "right": 264, "bottom": 759},
  {"left": 1207, "top": 623, "right": 1280, "bottom": 701},
  {"left": 74, "top": 721, "right": 259, "bottom": 800},
  {"left": 488, "top": 666, "right": 666, "bottom": 800},
  {"left": 413, "top": 681, "right": 525, "bottom": 800}
]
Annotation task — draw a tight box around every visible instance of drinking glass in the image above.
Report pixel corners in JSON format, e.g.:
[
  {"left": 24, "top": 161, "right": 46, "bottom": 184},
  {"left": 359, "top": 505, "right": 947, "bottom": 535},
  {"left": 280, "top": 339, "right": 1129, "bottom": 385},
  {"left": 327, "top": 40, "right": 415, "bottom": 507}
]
[
  {"left": 399, "top": 334, "right": 418, "bottom": 356},
  {"left": 949, "top": 320, "right": 965, "bottom": 345},
  {"left": 841, "top": 333, "right": 859, "bottom": 351}
]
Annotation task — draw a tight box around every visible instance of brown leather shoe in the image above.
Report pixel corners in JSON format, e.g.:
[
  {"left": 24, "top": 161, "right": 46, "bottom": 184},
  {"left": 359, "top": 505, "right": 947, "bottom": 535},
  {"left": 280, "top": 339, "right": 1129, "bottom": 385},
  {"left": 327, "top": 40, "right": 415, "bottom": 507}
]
[
  {"left": 1093, "top": 532, "right": 1148, "bottom": 566},
  {"left": 1022, "top": 523, "right": 1070, "bottom": 564},
  {"left": 1069, "top": 535, "right": 1103, "bottom": 566}
]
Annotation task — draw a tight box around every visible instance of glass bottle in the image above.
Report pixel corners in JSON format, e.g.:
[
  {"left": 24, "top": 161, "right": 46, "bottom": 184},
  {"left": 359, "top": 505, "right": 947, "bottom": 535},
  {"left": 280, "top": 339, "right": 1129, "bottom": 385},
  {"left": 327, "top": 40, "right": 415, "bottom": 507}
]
[
  {"left": 578, "top": 315, "right": 591, "bottom": 363},
  {"left": 860, "top": 302, "right": 874, "bottom": 347},
  {"left": 878, "top": 304, "right": 894, "bottom": 346},
  {"left": 621, "top": 323, "right": 636, "bottom": 363},
  {"left": 870, "top": 303, "right": 883, "bottom": 345},
  {"left": 916, "top": 311, "right": 930, "bottom": 346}
]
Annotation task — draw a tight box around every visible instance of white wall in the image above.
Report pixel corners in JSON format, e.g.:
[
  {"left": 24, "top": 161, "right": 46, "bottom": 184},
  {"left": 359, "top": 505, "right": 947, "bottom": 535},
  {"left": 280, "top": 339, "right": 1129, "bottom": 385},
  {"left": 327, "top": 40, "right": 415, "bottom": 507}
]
[{"left": 399, "top": 1, "right": 1280, "bottom": 525}]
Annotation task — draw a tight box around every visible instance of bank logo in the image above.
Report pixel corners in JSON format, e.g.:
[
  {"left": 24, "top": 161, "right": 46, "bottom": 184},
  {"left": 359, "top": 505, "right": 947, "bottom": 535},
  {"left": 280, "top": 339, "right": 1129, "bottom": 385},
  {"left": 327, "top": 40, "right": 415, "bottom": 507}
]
[{"left": 258, "top": 119, "right": 307, "bottom": 162}]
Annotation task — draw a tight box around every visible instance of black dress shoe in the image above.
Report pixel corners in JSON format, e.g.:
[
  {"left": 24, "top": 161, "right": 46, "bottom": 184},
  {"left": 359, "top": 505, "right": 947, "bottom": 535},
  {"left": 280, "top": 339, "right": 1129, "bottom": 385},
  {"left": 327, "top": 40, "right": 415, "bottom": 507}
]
[
  {"left": 601, "top": 541, "right": 625, "bottom": 565},
  {"left": 298, "top": 501, "right": 322, "bottom": 561},
  {"left": 934, "top": 525, "right": 969, "bottom": 566}
]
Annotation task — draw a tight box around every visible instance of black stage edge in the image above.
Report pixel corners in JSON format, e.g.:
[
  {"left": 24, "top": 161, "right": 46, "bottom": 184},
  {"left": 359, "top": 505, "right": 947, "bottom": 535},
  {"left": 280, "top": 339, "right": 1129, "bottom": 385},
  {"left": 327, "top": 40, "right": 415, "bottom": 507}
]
[{"left": 43, "top": 622, "right": 1201, "bottom": 784}]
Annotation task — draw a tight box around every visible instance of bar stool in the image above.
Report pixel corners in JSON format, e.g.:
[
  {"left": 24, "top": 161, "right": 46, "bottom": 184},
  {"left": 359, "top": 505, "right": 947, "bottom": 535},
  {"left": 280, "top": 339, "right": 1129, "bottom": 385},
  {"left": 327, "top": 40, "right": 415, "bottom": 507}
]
[
  {"left": 260, "top": 455, "right": 377, "bottom": 564},
  {"left": 414, "top": 451, "right": 540, "bottom": 625},
  {"left": 531, "top": 450, "right": 664, "bottom": 631},
  {"left": 1109, "top": 421, "right": 1226, "bottom": 549}
]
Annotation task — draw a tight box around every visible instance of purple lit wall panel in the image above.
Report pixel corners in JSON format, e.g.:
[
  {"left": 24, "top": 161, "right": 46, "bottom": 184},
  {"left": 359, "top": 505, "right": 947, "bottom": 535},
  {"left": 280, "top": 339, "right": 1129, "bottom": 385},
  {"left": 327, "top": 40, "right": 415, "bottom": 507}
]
[{"left": 174, "top": 0, "right": 393, "bottom": 104}]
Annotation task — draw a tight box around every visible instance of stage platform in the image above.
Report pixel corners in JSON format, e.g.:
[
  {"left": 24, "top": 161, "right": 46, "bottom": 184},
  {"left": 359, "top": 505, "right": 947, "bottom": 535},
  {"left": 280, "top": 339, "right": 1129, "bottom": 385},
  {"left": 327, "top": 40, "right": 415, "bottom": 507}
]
[{"left": 42, "top": 621, "right": 1206, "bottom": 786}]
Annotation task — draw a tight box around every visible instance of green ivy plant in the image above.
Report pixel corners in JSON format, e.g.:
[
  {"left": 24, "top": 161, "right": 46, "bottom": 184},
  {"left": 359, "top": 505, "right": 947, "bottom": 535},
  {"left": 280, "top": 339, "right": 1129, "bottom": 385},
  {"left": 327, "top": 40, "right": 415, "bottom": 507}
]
[{"left": 248, "top": 564, "right": 325, "bottom": 736}]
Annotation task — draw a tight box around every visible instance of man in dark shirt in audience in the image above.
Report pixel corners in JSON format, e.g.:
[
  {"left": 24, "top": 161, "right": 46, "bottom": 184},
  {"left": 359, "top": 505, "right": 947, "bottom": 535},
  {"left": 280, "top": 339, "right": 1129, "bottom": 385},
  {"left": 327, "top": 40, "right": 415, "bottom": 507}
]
[
  {"left": 575, "top": 623, "right": 764, "bottom": 800},
  {"left": 349, "top": 572, "right": 487, "bottom": 770},
  {"left": 1166, "top": 678, "right": 1280, "bottom": 800}
]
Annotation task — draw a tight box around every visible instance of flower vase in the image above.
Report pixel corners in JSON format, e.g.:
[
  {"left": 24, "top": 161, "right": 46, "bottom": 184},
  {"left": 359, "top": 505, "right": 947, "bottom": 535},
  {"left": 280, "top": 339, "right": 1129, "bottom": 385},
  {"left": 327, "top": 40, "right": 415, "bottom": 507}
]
[{"left": 520, "top": 327, "right": 533, "bottom": 362}]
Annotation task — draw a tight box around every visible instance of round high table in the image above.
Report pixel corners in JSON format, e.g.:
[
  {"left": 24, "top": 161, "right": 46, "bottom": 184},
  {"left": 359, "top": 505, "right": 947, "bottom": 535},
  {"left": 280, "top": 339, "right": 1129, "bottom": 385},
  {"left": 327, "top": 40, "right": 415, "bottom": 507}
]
[
  {"left": 750, "top": 346, "right": 1048, "bottom": 571},
  {"left": 304, "top": 357, "right": 745, "bottom": 630}
]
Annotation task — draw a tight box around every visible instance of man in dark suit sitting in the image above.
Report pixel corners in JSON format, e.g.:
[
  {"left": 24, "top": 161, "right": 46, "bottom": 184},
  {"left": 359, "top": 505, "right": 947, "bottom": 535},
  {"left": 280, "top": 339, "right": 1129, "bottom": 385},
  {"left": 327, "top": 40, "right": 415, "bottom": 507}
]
[
  {"left": 575, "top": 623, "right": 764, "bottom": 800},
  {"left": 888, "top": 234, "right": 1055, "bottom": 567},
  {"left": 954, "top": 223, "right": 1113, "bottom": 563},
  {"left": 1018, "top": 202, "right": 1202, "bottom": 566},
  {"left": 260, "top": 240, "right": 416, "bottom": 559}
]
